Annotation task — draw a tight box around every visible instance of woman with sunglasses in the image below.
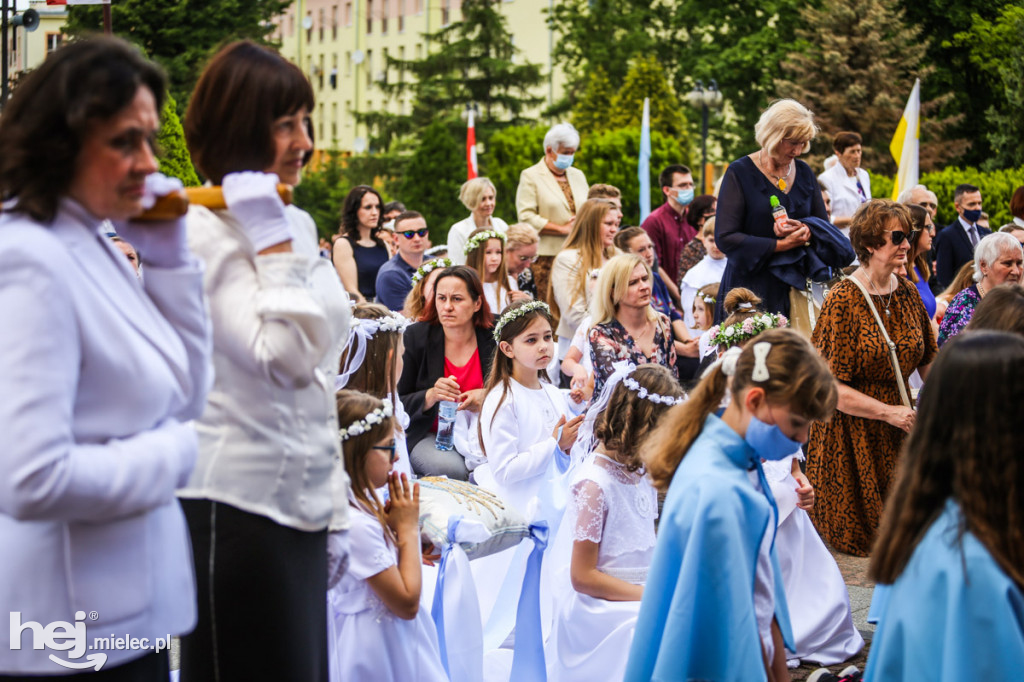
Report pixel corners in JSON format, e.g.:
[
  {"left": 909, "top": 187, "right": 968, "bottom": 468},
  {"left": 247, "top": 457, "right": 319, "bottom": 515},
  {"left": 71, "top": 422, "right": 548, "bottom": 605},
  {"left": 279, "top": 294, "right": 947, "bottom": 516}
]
[{"left": 806, "top": 200, "right": 937, "bottom": 557}]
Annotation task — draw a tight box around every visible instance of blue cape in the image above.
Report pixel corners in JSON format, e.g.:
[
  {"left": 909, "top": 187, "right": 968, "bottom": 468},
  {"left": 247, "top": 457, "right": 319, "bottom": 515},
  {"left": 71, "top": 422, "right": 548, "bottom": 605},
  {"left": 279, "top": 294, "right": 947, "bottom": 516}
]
[
  {"left": 624, "top": 414, "right": 793, "bottom": 681},
  {"left": 865, "top": 499, "right": 1024, "bottom": 681}
]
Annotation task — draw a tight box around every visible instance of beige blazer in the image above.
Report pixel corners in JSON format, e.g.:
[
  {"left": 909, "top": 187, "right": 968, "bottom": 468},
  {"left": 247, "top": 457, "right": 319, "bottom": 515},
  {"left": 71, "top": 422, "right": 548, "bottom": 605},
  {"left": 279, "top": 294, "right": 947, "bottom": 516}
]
[{"left": 515, "top": 159, "right": 590, "bottom": 257}]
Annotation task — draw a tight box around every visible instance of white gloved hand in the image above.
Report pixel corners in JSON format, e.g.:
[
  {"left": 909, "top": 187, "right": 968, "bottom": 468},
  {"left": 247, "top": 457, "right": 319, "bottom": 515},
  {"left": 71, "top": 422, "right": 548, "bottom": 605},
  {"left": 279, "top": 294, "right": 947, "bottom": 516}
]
[
  {"left": 113, "top": 173, "right": 190, "bottom": 269},
  {"left": 221, "top": 171, "right": 293, "bottom": 252}
]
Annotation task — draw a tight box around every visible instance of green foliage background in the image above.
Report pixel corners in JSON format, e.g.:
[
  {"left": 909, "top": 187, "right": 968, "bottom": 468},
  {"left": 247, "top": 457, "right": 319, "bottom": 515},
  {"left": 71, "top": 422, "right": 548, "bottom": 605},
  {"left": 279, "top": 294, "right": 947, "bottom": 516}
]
[
  {"left": 868, "top": 168, "right": 1024, "bottom": 227},
  {"left": 155, "top": 94, "right": 200, "bottom": 187}
]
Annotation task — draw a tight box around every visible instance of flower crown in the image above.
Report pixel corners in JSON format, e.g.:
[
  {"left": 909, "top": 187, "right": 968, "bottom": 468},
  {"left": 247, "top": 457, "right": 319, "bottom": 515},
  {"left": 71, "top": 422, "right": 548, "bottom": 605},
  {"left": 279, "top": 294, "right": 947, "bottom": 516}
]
[
  {"left": 339, "top": 398, "right": 394, "bottom": 441},
  {"left": 700, "top": 294, "right": 716, "bottom": 305},
  {"left": 412, "top": 257, "right": 452, "bottom": 284},
  {"left": 463, "top": 230, "right": 506, "bottom": 255},
  {"left": 492, "top": 300, "right": 550, "bottom": 342},
  {"left": 622, "top": 375, "right": 686, "bottom": 406},
  {"left": 353, "top": 311, "right": 410, "bottom": 335},
  {"left": 708, "top": 312, "right": 788, "bottom": 349}
]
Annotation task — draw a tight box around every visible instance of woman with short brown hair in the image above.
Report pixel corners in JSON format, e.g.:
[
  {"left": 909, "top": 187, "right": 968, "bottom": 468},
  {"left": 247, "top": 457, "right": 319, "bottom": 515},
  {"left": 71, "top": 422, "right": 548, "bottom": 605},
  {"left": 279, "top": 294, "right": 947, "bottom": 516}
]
[{"left": 807, "top": 199, "right": 937, "bottom": 556}]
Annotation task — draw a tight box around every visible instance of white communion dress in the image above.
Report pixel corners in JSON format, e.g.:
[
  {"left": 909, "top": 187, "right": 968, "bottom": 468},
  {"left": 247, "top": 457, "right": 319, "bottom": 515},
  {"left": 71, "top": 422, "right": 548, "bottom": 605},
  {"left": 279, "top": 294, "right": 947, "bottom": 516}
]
[
  {"left": 327, "top": 500, "right": 448, "bottom": 682},
  {"left": 763, "top": 454, "right": 864, "bottom": 667},
  {"left": 546, "top": 454, "right": 657, "bottom": 682}
]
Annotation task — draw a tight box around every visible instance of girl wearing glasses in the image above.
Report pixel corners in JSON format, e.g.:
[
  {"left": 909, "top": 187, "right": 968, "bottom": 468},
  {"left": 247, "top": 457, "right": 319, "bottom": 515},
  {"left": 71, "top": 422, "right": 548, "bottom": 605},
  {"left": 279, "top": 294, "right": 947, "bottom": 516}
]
[
  {"left": 806, "top": 200, "right": 937, "bottom": 557},
  {"left": 328, "top": 390, "right": 447, "bottom": 682}
]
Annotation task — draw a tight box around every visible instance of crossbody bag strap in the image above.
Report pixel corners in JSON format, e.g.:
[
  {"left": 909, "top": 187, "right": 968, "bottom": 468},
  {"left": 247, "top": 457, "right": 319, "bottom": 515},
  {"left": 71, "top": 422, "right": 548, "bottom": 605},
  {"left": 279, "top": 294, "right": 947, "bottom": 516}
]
[{"left": 847, "top": 275, "right": 912, "bottom": 408}]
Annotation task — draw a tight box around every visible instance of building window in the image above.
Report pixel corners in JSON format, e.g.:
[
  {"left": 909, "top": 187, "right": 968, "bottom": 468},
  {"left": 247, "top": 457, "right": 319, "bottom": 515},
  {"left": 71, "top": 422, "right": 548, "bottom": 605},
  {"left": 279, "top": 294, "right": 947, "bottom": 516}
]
[
  {"left": 319, "top": 54, "right": 326, "bottom": 89},
  {"left": 46, "top": 33, "right": 63, "bottom": 54},
  {"left": 398, "top": 0, "right": 405, "bottom": 32},
  {"left": 344, "top": 0, "right": 352, "bottom": 26},
  {"left": 441, "top": 0, "right": 450, "bottom": 26},
  {"left": 346, "top": 51, "right": 352, "bottom": 76},
  {"left": 332, "top": 5, "right": 339, "bottom": 39},
  {"left": 319, "top": 8, "right": 325, "bottom": 41},
  {"left": 345, "top": 100, "right": 352, "bottom": 127},
  {"left": 365, "top": 49, "right": 373, "bottom": 87},
  {"left": 366, "top": 0, "right": 373, "bottom": 33},
  {"left": 306, "top": 12, "right": 313, "bottom": 42}
]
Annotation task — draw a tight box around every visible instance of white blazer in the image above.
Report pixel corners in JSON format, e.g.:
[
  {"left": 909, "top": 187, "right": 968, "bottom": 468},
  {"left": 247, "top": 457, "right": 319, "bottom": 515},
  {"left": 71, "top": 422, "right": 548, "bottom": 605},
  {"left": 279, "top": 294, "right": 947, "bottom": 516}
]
[{"left": 0, "top": 199, "right": 211, "bottom": 674}]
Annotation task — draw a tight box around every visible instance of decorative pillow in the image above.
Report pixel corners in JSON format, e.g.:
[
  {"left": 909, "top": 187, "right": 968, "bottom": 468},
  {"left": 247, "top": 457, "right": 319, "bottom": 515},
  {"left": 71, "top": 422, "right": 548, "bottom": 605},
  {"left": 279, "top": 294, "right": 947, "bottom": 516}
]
[{"left": 418, "top": 477, "right": 530, "bottom": 560}]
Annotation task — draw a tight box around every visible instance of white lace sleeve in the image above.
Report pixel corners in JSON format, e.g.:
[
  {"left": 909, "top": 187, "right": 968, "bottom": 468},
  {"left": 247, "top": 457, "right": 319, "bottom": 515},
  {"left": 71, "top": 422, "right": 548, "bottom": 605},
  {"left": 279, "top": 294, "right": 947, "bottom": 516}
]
[{"left": 570, "top": 478, "right": 607, "bottom": 544}]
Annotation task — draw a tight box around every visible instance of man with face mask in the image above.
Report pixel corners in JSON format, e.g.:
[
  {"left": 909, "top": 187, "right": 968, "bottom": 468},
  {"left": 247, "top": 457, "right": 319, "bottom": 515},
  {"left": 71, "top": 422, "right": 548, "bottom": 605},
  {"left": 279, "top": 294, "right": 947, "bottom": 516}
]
[
  {"left": 641, "top": 164, "right": 697, "bottom": 285},
  {"left": 934, "top": 183, "right": 990, "bottom": 289}
]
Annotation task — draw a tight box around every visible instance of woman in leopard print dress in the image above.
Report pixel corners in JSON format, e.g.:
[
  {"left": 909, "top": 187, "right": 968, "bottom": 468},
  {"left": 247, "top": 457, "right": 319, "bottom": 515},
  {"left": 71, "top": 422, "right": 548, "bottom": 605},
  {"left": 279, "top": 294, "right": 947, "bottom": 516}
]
[{"left": 807, "top": 200, "right": 937, "bottom": 556}]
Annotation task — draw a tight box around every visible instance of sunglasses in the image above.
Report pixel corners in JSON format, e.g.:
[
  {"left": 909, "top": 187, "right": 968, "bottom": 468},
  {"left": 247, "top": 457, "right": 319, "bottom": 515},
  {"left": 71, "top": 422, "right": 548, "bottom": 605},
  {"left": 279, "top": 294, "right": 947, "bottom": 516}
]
[
  {"left": 889, "top": 230, "right": 918, "bottom": 246},
  {"left": 399, "top": 229, "right": 429, "bottom": 239},
  {"left": 372, "top": 443, "right": 398, "bottom": 463}
]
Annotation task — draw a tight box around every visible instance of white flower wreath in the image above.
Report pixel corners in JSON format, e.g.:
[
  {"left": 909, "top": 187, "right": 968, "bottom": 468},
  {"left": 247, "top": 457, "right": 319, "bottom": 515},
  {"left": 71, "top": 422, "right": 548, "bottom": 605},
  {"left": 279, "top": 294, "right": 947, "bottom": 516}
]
[
  {"left": 492, "top": 300, "right": 550, "bottom": 342},
  {"left": 339, "top": 398, "right": 394, "bottom": 441},
  {"left": 622, "top": 376, "right": 686, "bottom": 406},
  {"left": 463, "top": 230, "right": 506, "bottom": 256},
  {"left": 412, "top": 257, "right": 453, "bottom": 284}
]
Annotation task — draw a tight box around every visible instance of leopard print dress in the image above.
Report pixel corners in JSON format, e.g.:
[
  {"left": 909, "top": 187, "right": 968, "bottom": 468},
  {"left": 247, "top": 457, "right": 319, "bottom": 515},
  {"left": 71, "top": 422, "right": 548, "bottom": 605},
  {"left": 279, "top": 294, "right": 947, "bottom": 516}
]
[{"left": 807, "top": 277, "right": 937, "bottom": 556}]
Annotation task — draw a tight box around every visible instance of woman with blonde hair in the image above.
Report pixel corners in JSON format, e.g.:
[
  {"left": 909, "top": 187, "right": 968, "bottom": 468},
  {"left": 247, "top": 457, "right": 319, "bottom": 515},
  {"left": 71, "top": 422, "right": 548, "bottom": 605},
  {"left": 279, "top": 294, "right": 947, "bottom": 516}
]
[
  {"left": 588, "top": 253, "right": 677, "bottom": 394},
  {"left": 505, "top": 222, "right": 541, "bottom": 299},
  {"left": 549, "top": 198, "right": 619, "bottom": 360},
  {"left": 447, "top": 177, "right": 509, "bottom": 265},
  {"left": 714, "top": 99, "right": 844, "bottom": 321}
]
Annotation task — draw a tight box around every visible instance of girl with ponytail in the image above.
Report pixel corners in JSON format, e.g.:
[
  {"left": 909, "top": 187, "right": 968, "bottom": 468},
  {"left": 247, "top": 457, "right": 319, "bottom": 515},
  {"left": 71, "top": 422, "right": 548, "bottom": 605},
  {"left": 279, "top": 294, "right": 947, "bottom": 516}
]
[{"left": 626, "top": 328, "right": 838, "bottom": 682}]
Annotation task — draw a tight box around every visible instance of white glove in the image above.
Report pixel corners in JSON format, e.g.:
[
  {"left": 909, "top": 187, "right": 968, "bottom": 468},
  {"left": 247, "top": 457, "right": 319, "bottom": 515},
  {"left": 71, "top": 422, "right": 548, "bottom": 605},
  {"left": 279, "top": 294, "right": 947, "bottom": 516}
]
[
  {"left": 113, "top": 173, "right": 189, "bottom": 269},
  {"left": 221, "top": 171, "right": 293, "bottom": 253}
]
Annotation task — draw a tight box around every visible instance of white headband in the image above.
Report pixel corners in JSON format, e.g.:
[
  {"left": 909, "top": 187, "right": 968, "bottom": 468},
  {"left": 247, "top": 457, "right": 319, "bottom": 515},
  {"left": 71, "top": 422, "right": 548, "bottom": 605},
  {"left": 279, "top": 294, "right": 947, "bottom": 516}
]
[{"left": 336, "top": 313, "right": 410, "bottom": 390}]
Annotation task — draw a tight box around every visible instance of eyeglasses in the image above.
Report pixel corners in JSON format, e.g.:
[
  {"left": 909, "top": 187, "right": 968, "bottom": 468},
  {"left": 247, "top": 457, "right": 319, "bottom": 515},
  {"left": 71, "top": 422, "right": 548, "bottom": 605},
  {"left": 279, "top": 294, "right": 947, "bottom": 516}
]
[
  {"left": 920, "top": 202, "right": 937, "bottom": 211},
  {"left": 888, "top": 230, "right": 918, "bottom": 246},
  {"left": 372, "top": 443, "right": 398, "bottom": 463},
  {"left": 517, "top": 254, "right": 540, "bottom": 264},
  {"left": 399, "top": 228, "right": 429, "bottom": 239}
]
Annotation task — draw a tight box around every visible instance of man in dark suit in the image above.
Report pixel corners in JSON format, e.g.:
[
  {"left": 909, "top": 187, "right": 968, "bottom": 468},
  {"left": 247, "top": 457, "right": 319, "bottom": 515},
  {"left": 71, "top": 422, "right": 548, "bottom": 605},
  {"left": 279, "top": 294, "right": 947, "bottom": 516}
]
[{"left": 934, "top": 183, "right": 989, "bottom": 289}]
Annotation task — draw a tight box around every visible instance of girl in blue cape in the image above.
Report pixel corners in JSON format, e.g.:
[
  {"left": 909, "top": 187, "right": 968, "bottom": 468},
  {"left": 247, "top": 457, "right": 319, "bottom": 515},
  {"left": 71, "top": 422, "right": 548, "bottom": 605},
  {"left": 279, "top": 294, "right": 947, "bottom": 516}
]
[
  {"left": 624, "top": 328, "right": 838, "bottom": 682},
  {"left": 864, "top": 330, "right": 1024, "bottom": 681}
]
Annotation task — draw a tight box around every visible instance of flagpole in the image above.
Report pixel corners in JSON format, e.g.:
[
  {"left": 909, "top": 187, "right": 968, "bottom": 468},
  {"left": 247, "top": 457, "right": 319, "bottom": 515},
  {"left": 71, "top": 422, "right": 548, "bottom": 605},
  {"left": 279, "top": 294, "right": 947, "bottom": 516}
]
[
  {"left": 103, "top": 1, "right": 111, "bottom": 34},
  {"left": 1, "top": 0, "right": 9, "bottom": 109}
]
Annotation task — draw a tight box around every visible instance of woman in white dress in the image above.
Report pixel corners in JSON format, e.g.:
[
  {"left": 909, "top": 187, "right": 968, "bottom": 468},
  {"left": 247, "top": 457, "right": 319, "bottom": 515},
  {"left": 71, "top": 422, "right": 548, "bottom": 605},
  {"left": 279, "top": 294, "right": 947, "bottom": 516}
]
[
  {"left": 329, "top": 391, "right": 447, "bottom": 682},
  {"left": 448, "top": 177, "right": 510, "bottom": 265},
  {"left": 548, "top": 364, "right": 684, "bottom": 682}
]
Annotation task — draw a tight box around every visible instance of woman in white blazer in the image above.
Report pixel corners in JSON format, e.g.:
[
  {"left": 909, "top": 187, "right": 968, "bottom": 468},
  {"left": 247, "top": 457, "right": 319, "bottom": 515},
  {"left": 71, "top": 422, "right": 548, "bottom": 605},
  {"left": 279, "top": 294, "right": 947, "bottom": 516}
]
[
  {"left": 0, "top": 38, "right": 211, "bottom": 679},
  {"left": 178, "top": 42, "right": 351, "bottom": 682}
]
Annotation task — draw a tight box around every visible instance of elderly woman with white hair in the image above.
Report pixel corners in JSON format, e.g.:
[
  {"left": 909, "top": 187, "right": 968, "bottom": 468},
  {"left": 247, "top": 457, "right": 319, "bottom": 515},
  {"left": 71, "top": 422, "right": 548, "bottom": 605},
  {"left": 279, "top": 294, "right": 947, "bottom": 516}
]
[
  {"left": 714, "top": 99, "right": 838, "bottom": 321},
  {"left": 515, "top": 121, "right": 590, "bottom": 301},
  {"left": 447, "top": 176, "right": 509, "bottom": 265},
  {"left": 937, "top": 231, "right": 1024, "bottom": 346}
]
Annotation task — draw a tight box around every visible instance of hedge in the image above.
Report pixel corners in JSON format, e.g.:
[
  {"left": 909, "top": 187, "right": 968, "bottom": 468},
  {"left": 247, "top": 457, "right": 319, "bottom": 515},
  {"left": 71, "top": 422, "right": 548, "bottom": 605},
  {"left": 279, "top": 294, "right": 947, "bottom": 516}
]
[{"left": 868, "top": 166, "right": 1024, "bottom": 227}]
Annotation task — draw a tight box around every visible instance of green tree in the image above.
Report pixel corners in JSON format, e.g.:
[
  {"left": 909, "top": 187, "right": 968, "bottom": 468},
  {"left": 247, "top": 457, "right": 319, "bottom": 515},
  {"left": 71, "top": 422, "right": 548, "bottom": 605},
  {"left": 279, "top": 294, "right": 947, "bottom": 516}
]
[
  {"left": 398, "top": 119, "right": 466, "bottom": 244},
  {"left": 367, "top": 0, "right": 544, "bottom": 150},
  {"left": 955, "top": 5, "right": 1024, "bottom": 170},
  {"left": 776, "top": 0, "right": 964, "bottom": 174},
  {"left": 571, "top": 67, "right": 616, "bottom": 134},
  {"left": 608, "top": 57, "right": 688, "bottom": 141},
  {"left": 65, "top": 0, "right": 289, "bottom": 115},
  {"left": 156, "top": 93, "right": 200, "bottom": 187},
  {"left": 292, "top": 152, "right": 347, "bottom": 241},
  {"left": 898, "top": 0, "right": 1019, "bottom": 167}
]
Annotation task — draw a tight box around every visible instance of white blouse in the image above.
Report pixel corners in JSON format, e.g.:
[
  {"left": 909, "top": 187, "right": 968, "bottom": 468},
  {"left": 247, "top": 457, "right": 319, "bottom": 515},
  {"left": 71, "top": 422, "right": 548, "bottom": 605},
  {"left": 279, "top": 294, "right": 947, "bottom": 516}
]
[
  {"left": 680, "top": 254, "right": 727, "bottom": 330},
  {"left": 182, "top": 204, "right": 352, "bottom": 531}
]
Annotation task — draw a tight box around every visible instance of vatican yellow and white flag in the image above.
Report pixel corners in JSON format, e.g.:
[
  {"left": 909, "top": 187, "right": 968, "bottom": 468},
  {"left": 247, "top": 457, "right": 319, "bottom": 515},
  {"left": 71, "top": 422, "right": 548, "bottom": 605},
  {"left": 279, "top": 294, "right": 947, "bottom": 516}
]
[{"left": 889, "top": 79, "right": 921, "bottom": 200}]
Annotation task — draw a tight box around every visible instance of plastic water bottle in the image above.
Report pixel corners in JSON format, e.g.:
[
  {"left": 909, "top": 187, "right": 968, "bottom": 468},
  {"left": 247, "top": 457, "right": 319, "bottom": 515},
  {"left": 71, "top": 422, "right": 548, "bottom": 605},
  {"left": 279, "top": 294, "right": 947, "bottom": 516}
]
[
  {"left": 770, "top": 195, "right": 789, "bottom": 233},
  {"left": 435, "top": 400, "right": 457, "bottom": 451}
]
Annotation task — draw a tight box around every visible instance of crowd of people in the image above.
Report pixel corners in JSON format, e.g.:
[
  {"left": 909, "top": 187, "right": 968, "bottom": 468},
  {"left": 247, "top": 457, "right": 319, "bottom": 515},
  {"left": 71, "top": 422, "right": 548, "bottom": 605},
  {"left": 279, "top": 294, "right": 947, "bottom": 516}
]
[{"left": 1, "top": 36, "right": 1022, "bottom": 682}]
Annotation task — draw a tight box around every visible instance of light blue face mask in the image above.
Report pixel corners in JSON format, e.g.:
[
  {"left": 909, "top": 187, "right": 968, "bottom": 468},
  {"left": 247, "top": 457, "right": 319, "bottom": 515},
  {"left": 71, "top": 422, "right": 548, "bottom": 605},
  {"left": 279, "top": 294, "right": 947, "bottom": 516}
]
[
  {"left": 676, "top": 188, "right": 695, "bottom": 206},
  {"left": 554, "top": 153, "right": 574, "bottom": 171},
  {"left": 745, "top": 414, "right": 801, "bottom": 461}
]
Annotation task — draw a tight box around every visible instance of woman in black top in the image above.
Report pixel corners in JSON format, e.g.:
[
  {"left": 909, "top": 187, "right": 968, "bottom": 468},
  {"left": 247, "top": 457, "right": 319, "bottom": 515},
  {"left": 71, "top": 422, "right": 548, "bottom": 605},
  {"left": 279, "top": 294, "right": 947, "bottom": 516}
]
[{"left": 333, "top": 185, "right": 389, "bottom": 302}]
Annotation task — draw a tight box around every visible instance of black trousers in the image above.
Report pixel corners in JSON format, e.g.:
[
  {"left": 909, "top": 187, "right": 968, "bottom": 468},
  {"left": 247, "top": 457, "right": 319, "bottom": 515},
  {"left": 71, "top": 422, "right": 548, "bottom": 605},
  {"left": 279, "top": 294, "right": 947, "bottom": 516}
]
[
  {"left": 0, "top": 652, "right": 168, "bottom": 681},
  {"left": 179, "top": 500, "right": 328, "bottom": 682}
]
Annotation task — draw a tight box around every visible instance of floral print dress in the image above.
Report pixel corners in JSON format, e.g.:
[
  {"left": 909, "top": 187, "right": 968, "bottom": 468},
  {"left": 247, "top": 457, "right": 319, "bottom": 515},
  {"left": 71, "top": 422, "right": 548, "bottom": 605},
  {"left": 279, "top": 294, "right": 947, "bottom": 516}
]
[
  {"left": 936, "top": 285, "right": 980, "bottom": 347},
  {"left": 589, "top": 315, "right": 678, "bottom": 395}
]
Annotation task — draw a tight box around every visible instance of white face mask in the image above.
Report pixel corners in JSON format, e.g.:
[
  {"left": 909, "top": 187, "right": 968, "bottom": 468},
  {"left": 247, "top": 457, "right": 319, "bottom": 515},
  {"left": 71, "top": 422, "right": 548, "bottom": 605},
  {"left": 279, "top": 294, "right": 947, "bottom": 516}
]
[{"left": 554, "top": 153, "right": 574, "bottom": 171}]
